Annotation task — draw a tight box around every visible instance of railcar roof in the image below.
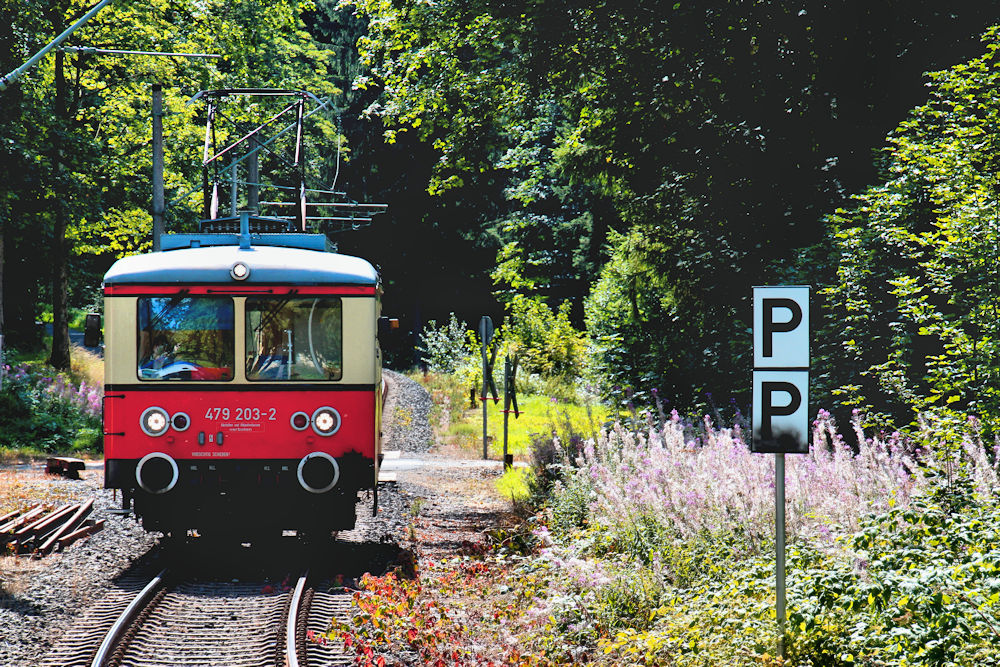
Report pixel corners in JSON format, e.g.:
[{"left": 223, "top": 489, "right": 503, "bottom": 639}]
[{"left": 104, "top": 244, "right": 378, "bottom": 286}]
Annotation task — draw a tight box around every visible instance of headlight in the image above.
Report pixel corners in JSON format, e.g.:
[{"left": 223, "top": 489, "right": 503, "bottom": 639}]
[
  {"left": 140, "top": 406, "right": 170, "bottom": 437},
  {"left": 230, "top": 262, "right": 250, "bottom": 280},
  {"left": 311, "top": 406, "right": 341, "bottom": 436}
]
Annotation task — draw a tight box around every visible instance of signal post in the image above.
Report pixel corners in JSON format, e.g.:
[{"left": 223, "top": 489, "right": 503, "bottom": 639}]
[{"left": 751, "top": 286, "right": 810, "bottom": 658}]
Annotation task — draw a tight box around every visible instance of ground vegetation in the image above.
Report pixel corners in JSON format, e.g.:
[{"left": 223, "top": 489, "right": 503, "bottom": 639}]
[{"left": 337, "top": 377, "right": 1000, "bottom": 665}]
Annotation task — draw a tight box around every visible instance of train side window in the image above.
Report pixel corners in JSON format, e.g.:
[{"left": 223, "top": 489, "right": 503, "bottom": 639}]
[
  {"left": 245, "top": 298, "right": 343, "bottom": 381},
  {"left": 137, "top": 297, "right": 235, "bottom": 381}
]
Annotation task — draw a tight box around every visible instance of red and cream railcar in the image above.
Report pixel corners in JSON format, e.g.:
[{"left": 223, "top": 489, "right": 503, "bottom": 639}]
[{"left": 102, "top": 228, "right": 382, "bottom": 537}]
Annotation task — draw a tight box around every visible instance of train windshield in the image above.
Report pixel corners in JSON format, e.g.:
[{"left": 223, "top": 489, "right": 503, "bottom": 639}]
[
  {"left": 137, "top": 297, "right": 235, "bottom": 381},
  {"left": 245, "top": 298, "right": 343, "bottom": 381}
]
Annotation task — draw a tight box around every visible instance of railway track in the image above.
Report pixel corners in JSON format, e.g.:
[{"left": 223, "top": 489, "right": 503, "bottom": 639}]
[{"left": 42, "top": 567, "right": 355, "bottom": 667}]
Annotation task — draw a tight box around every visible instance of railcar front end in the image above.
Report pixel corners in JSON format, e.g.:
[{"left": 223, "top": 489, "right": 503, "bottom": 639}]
[{"left": 102, "top": 235, "right": 382, "bottom": 537}]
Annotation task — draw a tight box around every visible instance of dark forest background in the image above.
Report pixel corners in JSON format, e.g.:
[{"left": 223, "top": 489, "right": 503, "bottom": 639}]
[{"left": 4, "top": 0, "right": 1000, "bottom": 433}]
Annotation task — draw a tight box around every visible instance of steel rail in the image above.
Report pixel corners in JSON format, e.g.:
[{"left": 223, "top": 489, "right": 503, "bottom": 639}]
[
  {"left": 285, "top": 573, "right": 309, "bottom": 667},
  {"left": 90, "top": 569, "right": 167, "bottom": 667}
]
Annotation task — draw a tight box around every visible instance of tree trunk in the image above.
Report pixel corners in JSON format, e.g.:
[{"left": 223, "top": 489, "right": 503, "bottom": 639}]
[
  {"left": 0, "top": 220, "right": 5, "bottom": 342},
  {"left": 48, "top": 207, "right": 71, "bottom": 370},
  {"left": 48, "top": 48, "right": 71, "bottom": 370}
]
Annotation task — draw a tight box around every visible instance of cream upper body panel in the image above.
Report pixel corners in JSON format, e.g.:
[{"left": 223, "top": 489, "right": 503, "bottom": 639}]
[
  {"left": 105, "top": 296, "right": 378, "bottom": 386},
  {"left": 103, "top": 242, "right": 381, "bottom": 387}
]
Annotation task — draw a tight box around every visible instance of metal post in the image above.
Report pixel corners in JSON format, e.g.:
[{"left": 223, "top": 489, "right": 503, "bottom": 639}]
[
  {"left": 503, "top": 356, "right": 510, "bottom": 467},
  {"left": 247, "top": 138, "right": 259, "bottom": 213},
  {"left": 482, "top": 331, "right": 489, "bottom": 460},
  {"left": 230, "top": 163, "right": 238, "bottom": 216},
  {"left": 776, "top": 452, "right": 786, "bottom": 658},
  {"left": 151, "top": 84, "right": 164, "bottom": 252}
]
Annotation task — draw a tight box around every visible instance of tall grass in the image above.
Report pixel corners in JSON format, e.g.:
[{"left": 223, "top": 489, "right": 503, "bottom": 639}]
[{"left": 575, "top": 409, "right": 925, "bottom": 550}]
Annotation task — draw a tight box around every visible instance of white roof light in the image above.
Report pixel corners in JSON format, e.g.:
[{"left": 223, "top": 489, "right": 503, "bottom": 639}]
[{"left": 230, "top": 262, "right": 250, "bottom": 280}]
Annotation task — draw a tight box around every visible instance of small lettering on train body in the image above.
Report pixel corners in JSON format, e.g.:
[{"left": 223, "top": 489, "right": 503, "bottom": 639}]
[{"left": 219, "top": 421, "right": 262, "bottom": 432}]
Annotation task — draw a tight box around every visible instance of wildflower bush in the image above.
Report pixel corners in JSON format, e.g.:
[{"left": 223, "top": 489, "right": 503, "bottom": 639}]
[
  {"left": 531, "top": 408, "right": 1000, "bottom": 665},
  {"left": 0, "top": 362, "right": 103, "bottom": 454},
  {"left": 417, "top": 313, "right": 476, "bottom": 376},
  {"left": 580, "top": 408, "right": 923, "bottom": 553}
]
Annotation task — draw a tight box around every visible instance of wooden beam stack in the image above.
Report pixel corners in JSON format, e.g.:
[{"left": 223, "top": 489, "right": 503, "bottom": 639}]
[{"left": 0, "top": 499, "right": 104, "bottom": 556}]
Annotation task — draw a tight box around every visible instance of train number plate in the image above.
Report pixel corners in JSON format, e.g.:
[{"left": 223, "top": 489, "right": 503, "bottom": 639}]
[{"left": 204, "top": 407, "right": 278, "bottom": 421}]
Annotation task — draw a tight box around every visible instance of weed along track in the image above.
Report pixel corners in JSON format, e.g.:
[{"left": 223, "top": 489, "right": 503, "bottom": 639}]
[{"left": 42, "top": 564, "right": 357, "bottom": 667}]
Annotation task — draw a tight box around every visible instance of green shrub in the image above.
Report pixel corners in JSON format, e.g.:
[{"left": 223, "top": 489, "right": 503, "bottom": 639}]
[
  {"left": 503, "top": 294, "right": 586, "bottom": 384},
  {"left": 417, "top": 312, "right": 474, "bottom": 374},
  {"left": 495, "top": 465, "right": 533, "bottom": 503},
  {"left": 72, "top": 427, "right": 102, "bottom": 452},
  {"left": 594, "top": 566, "right": 666, "bottom": 632},
  {"left": 549, "top": 471, "right": 593, "bottom": 533}
]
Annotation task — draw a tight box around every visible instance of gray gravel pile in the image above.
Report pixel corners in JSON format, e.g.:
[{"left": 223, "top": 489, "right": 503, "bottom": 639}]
[
  {"left": 0, "top": 475, "right": 157, "bottom": 667},
  {"left": 346, "top": 371, "right": 428, "bottom": 543},
  {"left": 382, "top": 369, "right": 433, "bottom": 453}
]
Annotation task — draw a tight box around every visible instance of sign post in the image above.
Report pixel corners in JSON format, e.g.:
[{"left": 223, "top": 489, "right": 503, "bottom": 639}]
[
  {"left": 752, "top": 286, "right": 809, "bottom": 658},
  {"left": 479, "top": 316, "right": 498, "bottom": 459},
  {"left": 502, "top": 354, "right": 520, "bottom": 469}
]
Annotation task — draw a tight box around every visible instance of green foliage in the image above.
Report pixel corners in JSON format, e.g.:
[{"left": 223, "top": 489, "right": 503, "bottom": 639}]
[
  {"left": 819, "top": 28, "right": 1000, "bottom": 431},
  {"left": 344, "top": 0, "right": 1000, "bottom": 412},
  {"left": 494, "top": 465, "right": 532, "bottom": 504},
  {"left": 502, "top": 295, "right": 586, "bottom": 384},
  {"left": 0, "top": 0, "right": 345, "bottom": 357}
]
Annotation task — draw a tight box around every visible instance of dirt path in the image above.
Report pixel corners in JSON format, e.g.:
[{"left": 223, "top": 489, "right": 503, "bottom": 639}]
[{"left": 392, "top": 452, "right": 516, "bottom": 560}]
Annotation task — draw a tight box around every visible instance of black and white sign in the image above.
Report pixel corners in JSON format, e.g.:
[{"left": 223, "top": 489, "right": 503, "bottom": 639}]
[
  {"left": 753, "top": 287, "right": 809, "bottom": 368},
  {"left": 752, "top": 370, "right": 809, "bottom": 454},
  {"left": 752, "top": 286, "right": 809, "bottom": 454}
]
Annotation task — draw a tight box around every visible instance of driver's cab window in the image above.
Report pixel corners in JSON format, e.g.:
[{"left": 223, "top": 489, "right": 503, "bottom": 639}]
[
  {"left": 245, "top": 297, "right": 343, "bottom": 381},
  {"left": 137, "top": 297, "right": 235, "bottom": 381}
]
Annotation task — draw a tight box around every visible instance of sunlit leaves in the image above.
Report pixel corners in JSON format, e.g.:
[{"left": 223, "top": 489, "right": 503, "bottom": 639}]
[{"left": 821, "top": 26, "right": 1000, "bottom": 431}]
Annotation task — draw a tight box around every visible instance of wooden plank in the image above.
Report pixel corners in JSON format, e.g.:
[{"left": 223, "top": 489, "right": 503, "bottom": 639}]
[
  {"left": 0, "top": 505, "right": 46, "bottom": 541},
  {"left": 0, "top": 508, "right": 22, "bottom": 524},
  {"left": 13, "top": 503, "right": 77, "bottom": 540},
  {"left": 37, "top": 499, "right": 93, "bottom": 555},
  {"left": 56, "top": 519, "right": 105, "bottom": 550}
]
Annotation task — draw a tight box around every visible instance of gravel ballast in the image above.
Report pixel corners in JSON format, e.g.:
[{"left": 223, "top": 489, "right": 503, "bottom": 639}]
[{"left": 0, "top": 370, "right": 434, "bottom": 667}]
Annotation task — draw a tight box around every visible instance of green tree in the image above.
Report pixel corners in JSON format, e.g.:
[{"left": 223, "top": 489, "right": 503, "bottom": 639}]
[
  {"left": 1, "top": 0, "right": 342, "bottom": 367},
  {"left": 343, "top": 0, "right": 1000, "bottom": 407},
  {"left": 820, "top": 28, "right": 1000, "bottom": 432}
]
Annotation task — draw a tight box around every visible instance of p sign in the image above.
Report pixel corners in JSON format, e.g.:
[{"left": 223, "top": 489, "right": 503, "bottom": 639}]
[
  {"left": 752, "top": 371, "right": 808, "bottom": 453},
  {"left": 753, "top": 287, "right": 808, "bottom": 369},
  {"left": 752, "top": 286, "right": 809, "bottom": 454}
]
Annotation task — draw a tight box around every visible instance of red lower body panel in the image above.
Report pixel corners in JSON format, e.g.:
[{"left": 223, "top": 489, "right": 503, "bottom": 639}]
[
  {"left": 104, "top": 388, "right": 376, "bottom": 463},
  {"left": 103, "top": 387, "right": 379, "bottom": 533}
]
